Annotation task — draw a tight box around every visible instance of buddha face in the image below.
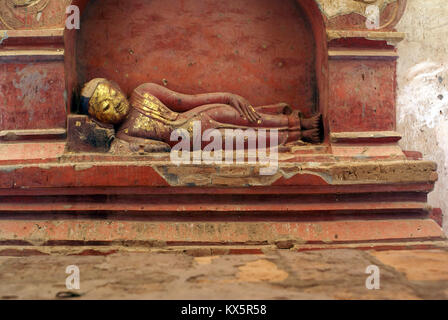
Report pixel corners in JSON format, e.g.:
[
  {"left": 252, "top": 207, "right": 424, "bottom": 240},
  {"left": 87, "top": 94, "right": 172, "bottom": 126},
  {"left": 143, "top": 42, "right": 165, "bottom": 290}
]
[{"left": 88, "top": 81, "right": 130, "bottom": 124}]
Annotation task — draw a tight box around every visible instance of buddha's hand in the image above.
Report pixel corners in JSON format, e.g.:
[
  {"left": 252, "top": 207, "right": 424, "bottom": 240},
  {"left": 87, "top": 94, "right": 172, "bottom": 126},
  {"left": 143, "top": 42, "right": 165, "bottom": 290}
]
[{"left": 226, "top": 94, "right": 261, "bottom": 123}]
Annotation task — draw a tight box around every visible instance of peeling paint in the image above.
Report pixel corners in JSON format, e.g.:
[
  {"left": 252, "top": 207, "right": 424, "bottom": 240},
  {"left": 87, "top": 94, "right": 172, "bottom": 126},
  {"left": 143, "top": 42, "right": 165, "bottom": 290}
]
[
  {"left": 0, "top": 30, "right": 8, "bottom": 45},
  {"left": 150, "top": 160, "right": 436, "bottom": 187},
  {"left": 278, "top": 168, "right": 300, "bottom": 180},
  {"left": 0, "top": 165, "right": 19, "bottom": 173},
  {"left": 12, "top": 66, "right": 49, "bottom": 123},
  {"left": 74, "top": 164, "right": 94, "bottom": 171}
]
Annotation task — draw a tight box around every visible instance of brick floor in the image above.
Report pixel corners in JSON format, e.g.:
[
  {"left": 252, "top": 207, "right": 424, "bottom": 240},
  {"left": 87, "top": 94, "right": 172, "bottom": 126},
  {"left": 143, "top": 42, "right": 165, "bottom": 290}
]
[{"left": 0, "top": 245, "right": 447, "bottom": 300}]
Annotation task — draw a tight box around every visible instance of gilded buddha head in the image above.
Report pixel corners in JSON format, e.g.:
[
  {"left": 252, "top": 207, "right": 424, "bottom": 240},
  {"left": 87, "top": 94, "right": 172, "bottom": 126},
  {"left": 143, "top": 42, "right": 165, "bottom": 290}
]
[{"left": 81, "top": 78, "right": 130, "bottom": 125}]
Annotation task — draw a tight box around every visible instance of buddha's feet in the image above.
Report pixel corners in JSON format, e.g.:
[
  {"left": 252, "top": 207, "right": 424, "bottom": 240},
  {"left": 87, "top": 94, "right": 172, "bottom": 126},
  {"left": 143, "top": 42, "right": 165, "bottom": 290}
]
[
  {"left": 302, "top": 129, "right": 321, "bottom": 143},
  {"left": 301, "top": 113, "right": 322, "bottom": 130},
  {"left": 300, "top": 113, "right": 322, "bottom": 143}
]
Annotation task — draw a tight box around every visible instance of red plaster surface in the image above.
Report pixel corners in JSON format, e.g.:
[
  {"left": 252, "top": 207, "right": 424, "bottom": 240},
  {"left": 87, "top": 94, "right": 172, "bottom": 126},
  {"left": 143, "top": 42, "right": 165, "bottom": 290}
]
[
  {"left": 328, "top": 59, "right": 397, "bottom": 132},
  {"left": 0, "top": 62, "right": 66, "bottom": 131},
  {"left": 76, "top": 0, "right": 317, "bottom": 114},
  {"left": 0, "top": 142, "right": 64, "bottom": 163}
]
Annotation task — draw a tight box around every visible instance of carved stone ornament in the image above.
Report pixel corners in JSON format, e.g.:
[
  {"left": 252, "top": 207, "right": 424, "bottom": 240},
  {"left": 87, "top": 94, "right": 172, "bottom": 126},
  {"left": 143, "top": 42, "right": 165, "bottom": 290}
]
[
  {"left": 316, "top": 0, "right": 407, "bottom": 30},
  {"left": 0, "top": 0, "right": 50, "bottom": 29},
  {"left": 0, "top": 0, "right": 72, "bottom": 29},
  {"left": 316, "top": 0, "right": 396, "bottom": 18}
]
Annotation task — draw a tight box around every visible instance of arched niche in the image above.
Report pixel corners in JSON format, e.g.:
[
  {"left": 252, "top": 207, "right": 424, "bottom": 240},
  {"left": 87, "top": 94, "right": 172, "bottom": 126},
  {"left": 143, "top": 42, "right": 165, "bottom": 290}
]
[{"left": 66, "top": 0, "right": 327, "bottom": 122}]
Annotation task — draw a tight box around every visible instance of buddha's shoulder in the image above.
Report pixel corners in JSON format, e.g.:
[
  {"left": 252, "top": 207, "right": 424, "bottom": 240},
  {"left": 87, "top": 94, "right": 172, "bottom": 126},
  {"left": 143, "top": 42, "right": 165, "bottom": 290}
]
[
  {"left": 133, "top": 83, "right": 158, "bottom": 93},
  {"left": 132, "top": 84, "right": 159, "bottom": 100}
]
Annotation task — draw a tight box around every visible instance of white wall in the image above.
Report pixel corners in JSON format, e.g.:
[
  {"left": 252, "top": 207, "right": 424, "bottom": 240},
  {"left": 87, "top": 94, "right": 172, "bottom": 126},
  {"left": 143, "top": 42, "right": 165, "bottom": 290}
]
[{"left": 396, "top": 0, "right": 448, "bottom": 233}]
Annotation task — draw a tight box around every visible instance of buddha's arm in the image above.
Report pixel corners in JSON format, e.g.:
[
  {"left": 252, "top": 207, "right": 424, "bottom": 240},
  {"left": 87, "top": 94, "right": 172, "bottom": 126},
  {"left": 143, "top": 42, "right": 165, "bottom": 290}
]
[{"left": 139, "top": 83, "right": 260, "bottom": 123}]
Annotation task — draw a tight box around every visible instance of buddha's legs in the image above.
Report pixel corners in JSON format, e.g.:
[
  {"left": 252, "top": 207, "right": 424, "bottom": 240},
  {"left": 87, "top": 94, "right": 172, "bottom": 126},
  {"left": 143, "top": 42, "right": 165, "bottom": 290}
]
[
  {"left": 118, "top": 103, "right": 321, "bottom": 151},
  {"left": 254, "top": 103, "right": 292, "bottom": 115},
  {"left": 171, "top": 104, "right": 298, "bottom": 146},
  {"left": 179, "top": 103, "right": 321, "bottom": 144}
]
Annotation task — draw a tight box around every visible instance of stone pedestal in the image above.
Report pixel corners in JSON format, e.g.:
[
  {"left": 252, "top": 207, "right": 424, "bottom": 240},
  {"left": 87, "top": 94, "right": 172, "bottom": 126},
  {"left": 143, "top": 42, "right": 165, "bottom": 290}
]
[{"left": 0, "top": 0, "right": 444, "bottom": 247}]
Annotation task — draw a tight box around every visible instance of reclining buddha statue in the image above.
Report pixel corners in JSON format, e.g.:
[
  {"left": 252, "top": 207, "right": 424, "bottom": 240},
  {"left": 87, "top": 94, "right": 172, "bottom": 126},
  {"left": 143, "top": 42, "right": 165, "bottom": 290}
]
[{"left": 80, "top": 78, "right": 322, "bottom": 152}]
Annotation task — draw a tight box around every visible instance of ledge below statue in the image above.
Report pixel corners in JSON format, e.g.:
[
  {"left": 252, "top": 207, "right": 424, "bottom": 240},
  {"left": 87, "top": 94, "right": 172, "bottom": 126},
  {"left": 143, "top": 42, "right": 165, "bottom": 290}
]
[
  {"left": 0, "top": 142, "right": 437, "bottom": 189},
  {"left": 0, "top": 139, "right": 443, "bottom": 244},
  {"left": 0, "top": 141, "right": 437, "bottom": 209}
]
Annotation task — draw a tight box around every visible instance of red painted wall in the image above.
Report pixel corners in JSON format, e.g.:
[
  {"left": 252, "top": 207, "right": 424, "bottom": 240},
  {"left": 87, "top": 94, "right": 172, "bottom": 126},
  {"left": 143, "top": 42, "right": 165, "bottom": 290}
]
[
  {"left": 328, "top": 59, "right": 397, "bottom": 132},
  {"left": 0, "top": 61, "right": 66, "bottom": 131},
  {"left": 76, "top": 0, "right": 317, "bottom": 114}
]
